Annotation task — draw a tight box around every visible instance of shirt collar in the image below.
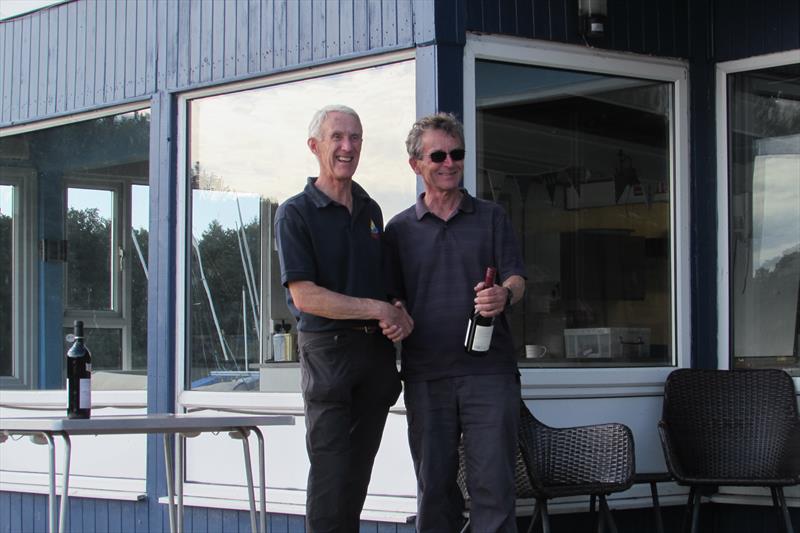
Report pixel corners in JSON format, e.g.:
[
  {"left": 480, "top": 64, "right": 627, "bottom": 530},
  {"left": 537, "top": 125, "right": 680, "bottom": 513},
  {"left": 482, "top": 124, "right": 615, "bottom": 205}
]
[
  {"left": 414, "top": 188, "right": 475, "bottom": 221},
  {"left": 304, "top": 177, "right": 371, "bottom": 208}
]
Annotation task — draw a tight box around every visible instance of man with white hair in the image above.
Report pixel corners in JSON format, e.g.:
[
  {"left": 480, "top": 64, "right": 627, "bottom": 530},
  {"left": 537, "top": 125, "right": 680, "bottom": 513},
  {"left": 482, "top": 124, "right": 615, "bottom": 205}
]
[{"left": 275, "top": 105, "right": 413, "bottom": 533}]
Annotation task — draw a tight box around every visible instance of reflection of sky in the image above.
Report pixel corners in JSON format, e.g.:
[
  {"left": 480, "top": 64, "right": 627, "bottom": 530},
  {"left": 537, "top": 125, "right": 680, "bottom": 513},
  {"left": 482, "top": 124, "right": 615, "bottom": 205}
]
[
  {"left": 0, "top": 185, "right": 11, "bottom": 216},
  {"left": 191, "top": 190, "right": 261, "bottom": 237},
  {"left": 66, "top": 186, "right": 150, "bottom": 232},
  {"left": 752, "top": 154, "right": 800, "bottom": 272},
  {"left": 189, "top": 60, "right": 416, "bottom": 234}
]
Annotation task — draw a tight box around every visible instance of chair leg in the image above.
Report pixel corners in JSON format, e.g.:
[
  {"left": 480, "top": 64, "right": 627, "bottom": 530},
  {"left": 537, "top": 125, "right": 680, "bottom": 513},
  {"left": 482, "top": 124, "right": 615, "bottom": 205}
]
[
  {"left": 459, "top": 517, "right": 470, "bottom": 533},
  {"left": 527, "top": 501, "right": 541, "bottom": 533},
  {"left": 774, "top": 487, "right": 795, "bottom": 533},
  {"left": 682, "top": 487, "right": 698, "bottom": 533},
  {"left": 599, "top": 495, "right": 619, "bottom": 533},
  {"left": 539, "top": 498, "right": 552, "bottom": 533},
  {"left": 689, "top": 488, "right": 701, "bottom": 533}
]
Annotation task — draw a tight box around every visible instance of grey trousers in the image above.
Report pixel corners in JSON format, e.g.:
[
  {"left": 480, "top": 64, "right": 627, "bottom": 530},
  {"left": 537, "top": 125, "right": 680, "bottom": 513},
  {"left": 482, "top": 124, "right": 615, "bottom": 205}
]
[
  {"left": 299, "top": 330, "right": 402, "bottom": 533},
  {"left": 405, "top": 373, "right": 520, "bottom": 533}
]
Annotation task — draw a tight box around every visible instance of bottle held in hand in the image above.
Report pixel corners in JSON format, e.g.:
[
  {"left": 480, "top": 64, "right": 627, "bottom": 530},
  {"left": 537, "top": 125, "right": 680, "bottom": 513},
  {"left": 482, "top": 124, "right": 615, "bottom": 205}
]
[
  {"left": 66, "top": 320, "right": 92, "bottom": 419},
  {"left": 464, "top": 267, "right": 496, "bottom": 355}
]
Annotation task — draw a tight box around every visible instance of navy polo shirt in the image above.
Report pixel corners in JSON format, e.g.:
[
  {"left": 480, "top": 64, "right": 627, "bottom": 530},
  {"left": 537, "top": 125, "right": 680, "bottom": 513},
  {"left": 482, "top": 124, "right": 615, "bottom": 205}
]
[
  {"left": 275, "top": 177, "right": 386, "bottom": 332},
  {"left": 383, "top": 190, "right": 526, "bottom": 382}
]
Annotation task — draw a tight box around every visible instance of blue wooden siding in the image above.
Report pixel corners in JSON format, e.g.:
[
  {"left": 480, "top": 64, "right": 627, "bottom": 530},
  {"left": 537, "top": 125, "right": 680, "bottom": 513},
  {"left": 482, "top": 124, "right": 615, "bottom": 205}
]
[
  {"left": 0, "top": 0, "right": 429, "bottom": 127},
  {"left": 0, "top": 492, "right": 417, "bottom": 533}
]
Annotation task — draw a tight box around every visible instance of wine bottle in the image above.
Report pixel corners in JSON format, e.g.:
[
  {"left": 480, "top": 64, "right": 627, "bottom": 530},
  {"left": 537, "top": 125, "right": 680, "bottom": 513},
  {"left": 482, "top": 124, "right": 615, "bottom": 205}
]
[
  {"left": 464, "top": 267, "right": 497, "bottom": 354},
  {"left": 66, "top": 320, "right": 92, "bottom": 419}
]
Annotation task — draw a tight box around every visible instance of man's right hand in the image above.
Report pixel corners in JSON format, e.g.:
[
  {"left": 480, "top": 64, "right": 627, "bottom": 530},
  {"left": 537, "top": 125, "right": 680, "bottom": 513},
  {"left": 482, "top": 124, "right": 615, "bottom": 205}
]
[{"left": 378, "top": 300, "right": 414, "bottom": 343}]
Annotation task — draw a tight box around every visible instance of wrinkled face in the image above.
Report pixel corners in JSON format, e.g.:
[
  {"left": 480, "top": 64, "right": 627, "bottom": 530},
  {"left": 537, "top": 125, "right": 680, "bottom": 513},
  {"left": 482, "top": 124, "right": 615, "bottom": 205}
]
[
  {"left": 410, "top": 129, "right": 464, "bottom": 194},
  {"left": 308, "top": 111, "right": 363, "bottom": 181}
]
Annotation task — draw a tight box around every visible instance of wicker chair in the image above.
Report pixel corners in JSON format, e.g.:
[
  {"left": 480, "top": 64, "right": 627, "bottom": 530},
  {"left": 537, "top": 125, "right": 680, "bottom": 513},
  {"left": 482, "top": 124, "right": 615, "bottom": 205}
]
[
  {"left": 658, "top": 368, "right": 800, "bottom": 533},
  {"left": 458, "top": 400, "right": 636, "bottom": 533}
]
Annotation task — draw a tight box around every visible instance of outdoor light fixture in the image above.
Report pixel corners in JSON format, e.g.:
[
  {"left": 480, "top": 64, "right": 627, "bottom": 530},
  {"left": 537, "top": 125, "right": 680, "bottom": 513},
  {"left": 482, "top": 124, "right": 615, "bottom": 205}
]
[{"left": 578, "top": 0, "right": 608, "bottom": 39}]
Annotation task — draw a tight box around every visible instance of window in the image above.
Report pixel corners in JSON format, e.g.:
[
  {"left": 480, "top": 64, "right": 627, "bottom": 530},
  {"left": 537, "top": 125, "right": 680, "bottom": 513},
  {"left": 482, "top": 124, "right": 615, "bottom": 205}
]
[
  {"left": 465, "top": 37, "right": 689, "bottom": 371},
  {"left": 723, "top": 59, "right": 799, "bottom": 372},
  {"left": 181, "top": 57, "right": 416, "bottom": 392},
  {"left": 0, "top": 108, "right": 150, "bottom": 390}
]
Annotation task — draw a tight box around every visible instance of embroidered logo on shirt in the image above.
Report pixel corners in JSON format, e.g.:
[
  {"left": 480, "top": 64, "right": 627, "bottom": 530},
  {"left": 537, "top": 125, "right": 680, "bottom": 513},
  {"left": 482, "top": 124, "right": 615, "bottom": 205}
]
[{"left": 370, "top": 219, "right": 380, "bottom": 239}]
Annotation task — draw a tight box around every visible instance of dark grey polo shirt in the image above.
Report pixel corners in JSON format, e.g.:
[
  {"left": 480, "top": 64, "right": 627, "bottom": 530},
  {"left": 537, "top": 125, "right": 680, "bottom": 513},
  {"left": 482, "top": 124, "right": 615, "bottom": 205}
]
[
  {"left": 383, "top": 190, "right": 526, "bottom": 382},
  {"left": 275, "top": 177, "right": 386, "bottom": 332}
]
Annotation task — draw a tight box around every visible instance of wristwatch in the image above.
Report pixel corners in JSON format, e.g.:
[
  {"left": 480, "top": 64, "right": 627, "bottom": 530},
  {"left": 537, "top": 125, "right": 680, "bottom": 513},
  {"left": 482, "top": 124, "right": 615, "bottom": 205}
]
[{"left": 504, "top": 286, "right": 513, "bottom": 308}]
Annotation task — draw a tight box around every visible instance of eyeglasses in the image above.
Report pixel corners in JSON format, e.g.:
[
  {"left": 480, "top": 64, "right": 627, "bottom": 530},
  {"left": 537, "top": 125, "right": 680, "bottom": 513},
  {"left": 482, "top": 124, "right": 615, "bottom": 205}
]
[{"left": 425, "top": 149, "right": 465, "bottom": 163}]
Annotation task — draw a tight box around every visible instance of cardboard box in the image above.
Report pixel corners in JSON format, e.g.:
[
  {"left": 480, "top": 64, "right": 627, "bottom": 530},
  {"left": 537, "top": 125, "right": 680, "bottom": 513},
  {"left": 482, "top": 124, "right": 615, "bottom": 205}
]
[{"left": 564, "top": 327, "right": 650, "bottom": 359}]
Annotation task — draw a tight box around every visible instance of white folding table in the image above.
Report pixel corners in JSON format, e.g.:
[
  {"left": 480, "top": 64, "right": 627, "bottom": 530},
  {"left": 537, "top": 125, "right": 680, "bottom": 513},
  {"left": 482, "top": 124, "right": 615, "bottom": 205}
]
[{"left": 0, "top": 413, "right": 295, "bottom": 533}]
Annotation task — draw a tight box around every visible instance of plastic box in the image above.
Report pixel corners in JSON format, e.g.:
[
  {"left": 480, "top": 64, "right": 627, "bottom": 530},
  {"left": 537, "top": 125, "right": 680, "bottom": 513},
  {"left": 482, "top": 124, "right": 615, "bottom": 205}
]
[{"left": 564, "top": 327, "right": 651, "bottom": 359}]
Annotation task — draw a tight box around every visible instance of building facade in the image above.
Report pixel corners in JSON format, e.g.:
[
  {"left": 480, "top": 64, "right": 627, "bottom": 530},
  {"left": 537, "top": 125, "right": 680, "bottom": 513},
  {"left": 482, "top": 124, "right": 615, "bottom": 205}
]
[{"left": 0, "top": 0, "right": 798, "bottom": 531}]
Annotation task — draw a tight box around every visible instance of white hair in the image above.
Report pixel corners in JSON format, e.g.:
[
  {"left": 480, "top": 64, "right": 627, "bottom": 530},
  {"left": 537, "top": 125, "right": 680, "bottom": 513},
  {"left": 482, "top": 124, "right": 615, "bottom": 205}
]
[{"left": 308, "top": 105, "right": 361, "bottom": 139}]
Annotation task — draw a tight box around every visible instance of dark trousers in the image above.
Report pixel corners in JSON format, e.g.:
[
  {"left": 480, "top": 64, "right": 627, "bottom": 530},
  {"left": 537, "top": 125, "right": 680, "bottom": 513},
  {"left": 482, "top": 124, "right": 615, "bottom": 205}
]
[
  {"left": 405, "top": 374, "right": 520, "bottom": 533},
  {"left": 299, "top": 330, "right": 402, "bottom": 533}
]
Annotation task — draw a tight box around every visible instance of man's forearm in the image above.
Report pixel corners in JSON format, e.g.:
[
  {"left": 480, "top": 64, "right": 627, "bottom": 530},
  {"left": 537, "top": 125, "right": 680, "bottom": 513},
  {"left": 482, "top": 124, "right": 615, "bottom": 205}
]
[{"left": 288, "top": 280, "right": 382, "bottom": 321}]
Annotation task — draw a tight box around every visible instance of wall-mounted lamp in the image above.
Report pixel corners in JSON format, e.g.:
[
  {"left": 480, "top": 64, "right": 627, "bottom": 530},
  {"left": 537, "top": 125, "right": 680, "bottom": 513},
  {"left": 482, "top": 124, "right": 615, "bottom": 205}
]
[{"left": 578, "top": 0, "right": 608, "bottom": 39}]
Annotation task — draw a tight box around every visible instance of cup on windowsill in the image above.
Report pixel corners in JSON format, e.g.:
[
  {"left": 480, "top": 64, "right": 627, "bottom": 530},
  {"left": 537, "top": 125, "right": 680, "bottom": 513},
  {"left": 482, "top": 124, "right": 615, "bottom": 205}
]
[{"left": 525, "top": 345, "right": 547, "bottom": 358}]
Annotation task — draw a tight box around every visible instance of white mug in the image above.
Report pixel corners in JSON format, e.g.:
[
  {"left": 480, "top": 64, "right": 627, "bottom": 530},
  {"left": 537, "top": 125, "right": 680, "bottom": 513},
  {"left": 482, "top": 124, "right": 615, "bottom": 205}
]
[{"left": 525, "top": 345, "right": 547, "bottom": 358}]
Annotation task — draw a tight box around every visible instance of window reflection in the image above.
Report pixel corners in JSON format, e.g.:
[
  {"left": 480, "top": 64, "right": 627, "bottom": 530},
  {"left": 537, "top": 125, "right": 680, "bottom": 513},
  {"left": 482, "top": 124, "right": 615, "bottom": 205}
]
[
  {"left": 0, "top": 185, "right": 13, "bottom": 376},
  {"left": 186, "top": 59, "right": 416, "bottom": 391},
  {"left": 476, "top": 60, "right": 673, "bottom": 367},
  {"left": 729, "top": 63, "right": 800, "bottom": 370}
]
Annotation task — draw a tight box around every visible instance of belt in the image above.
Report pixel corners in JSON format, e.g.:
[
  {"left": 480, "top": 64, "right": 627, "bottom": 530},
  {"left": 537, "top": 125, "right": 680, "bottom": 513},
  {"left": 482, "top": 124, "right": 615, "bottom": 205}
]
[{"left": 350, "top": 325, "right": 379, "bottom": 334}]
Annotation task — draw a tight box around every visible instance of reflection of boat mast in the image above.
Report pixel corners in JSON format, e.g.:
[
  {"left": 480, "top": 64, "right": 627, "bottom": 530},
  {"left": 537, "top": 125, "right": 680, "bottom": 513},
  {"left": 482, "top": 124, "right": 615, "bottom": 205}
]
[
  {"left": 236, "top": 198, "right": 261, "bottom": 341},
  {"left": 192, "top": 236, "right": 232, "bottom": 362},
  {"left": 131, "top": 227, "right": 148, "bottom": 280}
]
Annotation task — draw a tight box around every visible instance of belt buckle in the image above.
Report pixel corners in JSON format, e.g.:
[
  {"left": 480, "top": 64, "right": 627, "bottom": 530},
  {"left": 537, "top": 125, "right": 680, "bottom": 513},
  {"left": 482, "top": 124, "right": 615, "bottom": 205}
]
[{"left": 359, "top": 325, "right": 376, "bottom": 334}]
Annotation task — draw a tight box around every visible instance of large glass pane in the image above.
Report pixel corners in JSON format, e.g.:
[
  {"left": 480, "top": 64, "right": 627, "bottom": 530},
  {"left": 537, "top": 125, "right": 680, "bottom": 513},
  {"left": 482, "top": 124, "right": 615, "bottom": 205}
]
[
  {"left": 475, "top": 60, "right": 673, "bottom": 368},
  {"left": 0, "top": 185, "right": 13, "bottom": 376},
  {"left": 186, "top": 59, "right": 416, "bottom": 391},
  {"left": 729, "top": 63, "right": 800, "bottom": 371},
  {"left": 0, "top": 109, "right": 150, "bottom": 389},
  {"left": 131, "top": 184, "right": 149, "bottom": 371},
  {"left": 65, "top": 188, "right": 115, "bottom": 310}
]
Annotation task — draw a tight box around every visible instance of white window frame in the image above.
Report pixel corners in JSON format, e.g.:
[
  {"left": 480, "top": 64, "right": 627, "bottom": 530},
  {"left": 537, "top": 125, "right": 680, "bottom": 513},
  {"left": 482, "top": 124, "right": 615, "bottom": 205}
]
[
  {"left": 0, "top": 101, "right": 149, "bottom": 395},
  {"left": 62, "top": 176, "right": 148, "bottom": 372},
  {"left": 715, "top": 49, "right": 800, "bottom": 382},
  {"left": 175, "top": 49, "right": 416, "bottom": 412},
  {"left": 463, "top": 34, "right": 692, "bottom": 397},
  {"left": 0, "top": 169, "right": 36, "bottom": 389}
]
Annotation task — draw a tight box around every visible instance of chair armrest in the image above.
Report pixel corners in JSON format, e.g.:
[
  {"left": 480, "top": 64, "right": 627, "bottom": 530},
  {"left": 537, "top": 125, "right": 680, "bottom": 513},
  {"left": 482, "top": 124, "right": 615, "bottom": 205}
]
[{"left": 657, "top": 420, "right": 688, "bottom": 483}]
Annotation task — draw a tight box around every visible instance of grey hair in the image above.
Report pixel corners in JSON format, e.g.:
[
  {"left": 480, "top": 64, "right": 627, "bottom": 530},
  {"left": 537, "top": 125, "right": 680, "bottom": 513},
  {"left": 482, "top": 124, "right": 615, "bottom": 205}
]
[
  {"left": 308, "top": 105, "right": 361, "bottom": 139},
  {"left": 405, "top": 112, "right": 465, "bottom": 159}
]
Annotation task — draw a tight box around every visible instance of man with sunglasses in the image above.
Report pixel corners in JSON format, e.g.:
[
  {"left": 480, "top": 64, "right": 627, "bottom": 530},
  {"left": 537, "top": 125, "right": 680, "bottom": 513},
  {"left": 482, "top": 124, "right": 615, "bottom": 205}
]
[
  {"left": 384, "top": 113, "right": 526, "bottom": 532},
  {"left": 275, "top": 104, "right": 414, "bottom": 533}
]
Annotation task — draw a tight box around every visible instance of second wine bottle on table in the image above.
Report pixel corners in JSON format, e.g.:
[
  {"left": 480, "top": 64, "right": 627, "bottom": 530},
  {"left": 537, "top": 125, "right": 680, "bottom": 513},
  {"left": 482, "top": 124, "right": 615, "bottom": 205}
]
[
  {"left": 66, "top": 320, "right": 92, "bottom": 419},
  {"left": 464, "top": 267, "right": 497, "bottom": 355}
]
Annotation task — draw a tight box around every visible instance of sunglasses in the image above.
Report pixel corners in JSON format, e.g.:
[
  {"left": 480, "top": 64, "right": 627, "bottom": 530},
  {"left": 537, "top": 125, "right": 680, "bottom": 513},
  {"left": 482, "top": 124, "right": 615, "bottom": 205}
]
[{"left": 425, "top": 149, "right": 465, "bottom": 163}]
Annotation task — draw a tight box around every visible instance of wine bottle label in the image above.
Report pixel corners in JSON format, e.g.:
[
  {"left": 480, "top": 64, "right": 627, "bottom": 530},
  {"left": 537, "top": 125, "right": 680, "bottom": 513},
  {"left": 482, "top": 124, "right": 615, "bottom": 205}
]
[
  {"left": 79, "top": 378, "right": 91, "bottom": 409},
  {"left": 471, "top": 324, "right": 493, "bottom": 352}
]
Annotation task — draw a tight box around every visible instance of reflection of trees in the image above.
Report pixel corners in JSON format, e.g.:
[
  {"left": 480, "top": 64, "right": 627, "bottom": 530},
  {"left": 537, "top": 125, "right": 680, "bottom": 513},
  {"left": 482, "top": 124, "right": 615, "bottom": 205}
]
[
  {"left": 65, "top": 207, "right": 149, "bottom": 371},
  {"left": 190, "top": 218, "right": 260, "bottom": 380},
  {"left": 66, "top": 208, "right": 111, "bottom": 309},
  {"left": 0, "top": 213, "right": 11, "bottom": 375}
]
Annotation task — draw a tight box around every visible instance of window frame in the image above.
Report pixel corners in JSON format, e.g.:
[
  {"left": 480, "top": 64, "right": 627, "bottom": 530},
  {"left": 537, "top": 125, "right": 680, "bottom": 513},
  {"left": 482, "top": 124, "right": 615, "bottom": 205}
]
[
  {"left": 715, "top": 49, "right": 800, "bottom": 379},
  {"left": 0, "top": 169, "right": 36, "bottom": 389},
  {"left": 463, "top": 34, "right": 691, "bottom": 397},
  {"left": 62, "top": 176, "right": 149, "bottom": 372},
  {"left": 0, "top": 101, "right": 150, "bottom": 391},
  {"left": 175, "top": 49, "right": 417, "bottom": 410}
]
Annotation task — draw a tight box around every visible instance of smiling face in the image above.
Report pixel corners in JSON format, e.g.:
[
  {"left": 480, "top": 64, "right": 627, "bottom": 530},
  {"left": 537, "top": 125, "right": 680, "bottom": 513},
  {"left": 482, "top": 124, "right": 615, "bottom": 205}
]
[
  {"left": 410, "top": 129, "right": 464, "bottom": 194},
  {"left": 308, "top": 111, "right": 363, "bottom": 183}
]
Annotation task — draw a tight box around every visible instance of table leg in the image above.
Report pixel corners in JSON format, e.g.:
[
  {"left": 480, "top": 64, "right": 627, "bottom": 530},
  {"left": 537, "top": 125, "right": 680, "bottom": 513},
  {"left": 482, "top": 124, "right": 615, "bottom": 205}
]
[
  {"left": 177, "top": 434, "right": 184, "bottom": 533},
  {"left": 252, "top": 427, "right": 266, "bottom": 533},
  {"left": 235, "top": 428, "right": 258, "bottom": 533},
  {"left": 58, "top": 434, "right": 71, "bottom": 533},
  {"left": 163, "top": 434, "right": 177, "bottom": 533},
  {"left": 43, "top": 433, "right": 56, "bottom": 533}
]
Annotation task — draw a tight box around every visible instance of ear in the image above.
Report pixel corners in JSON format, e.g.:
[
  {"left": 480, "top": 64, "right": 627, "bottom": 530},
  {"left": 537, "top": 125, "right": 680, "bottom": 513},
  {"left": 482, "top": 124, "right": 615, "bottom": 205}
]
[
  {"left": 408, "top": 157, "right": 420, "bottom": 174},
  {"left": 307, "top": 137, "right": 318, "bottom": 156}
]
